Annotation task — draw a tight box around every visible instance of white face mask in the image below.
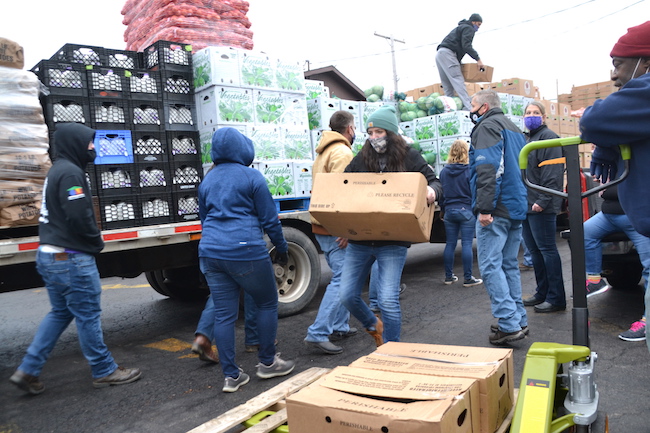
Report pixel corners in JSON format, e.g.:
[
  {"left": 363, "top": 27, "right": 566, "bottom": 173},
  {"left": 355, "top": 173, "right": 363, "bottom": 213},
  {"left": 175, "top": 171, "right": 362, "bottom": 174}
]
[{"left": 631, "top": 57, "right": 649, "bottom": 79}]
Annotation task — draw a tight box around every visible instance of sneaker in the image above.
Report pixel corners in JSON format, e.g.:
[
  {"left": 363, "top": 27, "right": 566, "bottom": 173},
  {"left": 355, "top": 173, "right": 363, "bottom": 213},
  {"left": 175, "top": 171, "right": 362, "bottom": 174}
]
[
  {"left": 366, "top": 315, "right": 384, "bottom": 347},
  {"left": 399, "top": 283, "right": 407, "bottom": 295},
  {"left": 586, "top": 279, "right": 610, "bottom": 298},
  {"left": 256, "top": 353, "right": 295, "bottom": 379},
  {"left": 9, "top": 370, "right": 44, "bottom": 395},
  {"left": 444, "top": 275, "right": 459, "bottom": 285},
  {"left": 329, "top": 327, "right": 358, "bottom": 341},
  {"left": 618, "top": 320, "right": 647, "bottom": 342},
  {"left": 92, "top": 366, "right": 142, "bottom": 388},
  {"left": 304, "top": 340, "right": 343, "bottom": 354},
  {"left": 489, "top": 329, "right": 526, "bottom": 346},
  {"left": 491, "top": 324, "right": 529, "bottom": 336},
  {"left": 463, "top": 277, "right": 483, "bottom": 287},
  {"left": 222, "top": 370, "right": 250, "bottom": 392}
]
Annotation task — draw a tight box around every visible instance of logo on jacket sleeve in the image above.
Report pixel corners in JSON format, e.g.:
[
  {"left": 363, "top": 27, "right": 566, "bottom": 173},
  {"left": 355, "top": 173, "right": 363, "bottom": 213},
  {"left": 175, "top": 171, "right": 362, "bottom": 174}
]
[{"left": 67, "top": 186, "right": 86, "bottom": 200}]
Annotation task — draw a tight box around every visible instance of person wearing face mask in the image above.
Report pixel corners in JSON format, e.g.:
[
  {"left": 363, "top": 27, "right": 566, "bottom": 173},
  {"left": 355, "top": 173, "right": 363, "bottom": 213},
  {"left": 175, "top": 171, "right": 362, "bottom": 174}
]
[
  {"left": 519, "top": 102, "right": 567, "bottom": 313},
  {"left": 9, "top": 123, "right": 142, "bottom": 395},
  {"left": 339, "top": 105, "right": 442, "bottom": 346},
  {"left": 468, "top": 90, "right": 529, "bottom": 345},
  {"left": 580, "top": 20, "right": 650, "bottom": 353},
  {"left": 436, "top": 13, "right": 485, "bottom": 111}
]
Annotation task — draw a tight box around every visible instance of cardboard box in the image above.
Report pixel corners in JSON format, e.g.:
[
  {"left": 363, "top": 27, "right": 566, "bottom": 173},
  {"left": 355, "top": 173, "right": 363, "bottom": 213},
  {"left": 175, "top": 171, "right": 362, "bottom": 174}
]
[
  {"left": 414, "top": 115, "right": 438, "bottom": 141},
  {"left": 307, "top": 97, "right": 341, "bottom": 131},
  {"left": 195, "top": 86, "right": 254, "bottom": 128},
  {"left": 461, "top": 63, "right": 494, "bottom": 83},
  {"left": 437, "top": 111, "right": 474, "bottom": 138},
  {"left": 351, "top": 342, "right": 514, "bottom": 433},
  {"left": 286, "top": 366, "right": 480, "bottom": 433},
  {"left": 492, "top": 78, "right": 534, "bottom": 96},
  {"left": 0, "top": 38, "right": 25, "bottom": 69},
  {"left": 539, "top": 100, "right": 559, "bottom": 117},
  {"left": 546, "top": 115, "right": 560, "bottom": 133},
  {"left": 191, "top": 46, "right": 242, "bottom": 91},
  {"left": 309, "top": 172, "right": 435, "bottom": 242}
]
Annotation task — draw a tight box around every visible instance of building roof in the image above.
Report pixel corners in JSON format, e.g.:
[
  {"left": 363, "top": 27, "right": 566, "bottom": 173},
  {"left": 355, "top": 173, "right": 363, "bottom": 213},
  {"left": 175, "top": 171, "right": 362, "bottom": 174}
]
[{"left": 304, "top": 65, "right": 365, "bottom": 101}]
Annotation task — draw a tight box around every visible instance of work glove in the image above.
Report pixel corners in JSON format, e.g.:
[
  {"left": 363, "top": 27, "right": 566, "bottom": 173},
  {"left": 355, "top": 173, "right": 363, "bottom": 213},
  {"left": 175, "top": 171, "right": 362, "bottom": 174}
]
[
  {"left": 590, "top": 146, "right": 618, "bottom": 184},
  {"left": 273, "top": 250, "right": 289, "bottom": 266}
]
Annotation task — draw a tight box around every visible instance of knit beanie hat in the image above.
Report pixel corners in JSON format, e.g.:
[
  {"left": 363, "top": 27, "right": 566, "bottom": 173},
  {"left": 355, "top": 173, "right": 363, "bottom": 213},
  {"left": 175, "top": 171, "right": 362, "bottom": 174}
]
[
  {"left": 610, "top": 21, "right": 650, "bottom": 58},
  {"left": 366, "top": 105, "right": 399, "bottom": 134},
  {"left": 469, "top": 13, "right": 483, "bottom": 23}
]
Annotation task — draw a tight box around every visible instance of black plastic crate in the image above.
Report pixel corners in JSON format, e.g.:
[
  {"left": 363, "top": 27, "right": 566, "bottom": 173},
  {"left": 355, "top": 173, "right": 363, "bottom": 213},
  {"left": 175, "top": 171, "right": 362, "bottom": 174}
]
[
  {"left": 86, "top": 163, "right": 97, "bottom": 195},
  {"left": 105, "top": 48, "right": 141, "bottom": 69},
  {"left": 143, "top": 40, "right": 193, "bottom": 72},
  {"left": 89, "top": 97, "right": 130, "bottom": 130},
  {"left": 132, "top": 130, "right": 168, "bottom": 163},
  {"left": 86, "top": 67, "right": 129, "bottom": 98},
  {"left": 172, "top": 189, "right": 200, "bottom": 222},
  {"left": 50, "top": 43, "right": 106, "bottom": 67},
  {"left": 135, "top": 161, "right": 170, "bottom": 194},
  {"left": 139, "top": 192, "right": 173, "bottom": 226},
  {"left": 43, "top": 95, "right": 90, "bottom": 126},
  {"left": 131, "top": 99, "right": 164, "bottom": 131},
  {"left": 170, "top": 160, "right": 202, "bottom": 192},
  {"left": 98, "top": 194, "right": 140, "bottom": 230},
  {"left": 128, "top": 70, "right": 161, "bottom": 101},
  {"left": 163, "top": 102, "right": 196, "bottom": 131},
  {"left": 31, "top": 60, "right": 87, "bottom": 97},
  {"left": 161, "top": 69, "right": 193, "bottom": 102},
  {"left": 167, "top": 131, "right": 199, "bottom": 157},
  {"left": 95, "top": 163, "right": 135, "bottom": 196}
]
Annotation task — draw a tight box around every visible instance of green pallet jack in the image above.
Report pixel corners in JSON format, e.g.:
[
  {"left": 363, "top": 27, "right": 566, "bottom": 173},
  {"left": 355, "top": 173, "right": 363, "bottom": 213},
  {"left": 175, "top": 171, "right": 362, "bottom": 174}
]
[{"left": 510, "top": 136, "right": 630, "bottom": 433}]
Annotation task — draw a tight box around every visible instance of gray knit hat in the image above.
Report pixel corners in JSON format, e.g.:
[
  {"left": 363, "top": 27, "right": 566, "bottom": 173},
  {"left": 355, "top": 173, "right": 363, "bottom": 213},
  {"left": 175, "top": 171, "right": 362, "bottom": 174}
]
[{"left": 469, "top": 13, "right": 483, "bottom": 22}]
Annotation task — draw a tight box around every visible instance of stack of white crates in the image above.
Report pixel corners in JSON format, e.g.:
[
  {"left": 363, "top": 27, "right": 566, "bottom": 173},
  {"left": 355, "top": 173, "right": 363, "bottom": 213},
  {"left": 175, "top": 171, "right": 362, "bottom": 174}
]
[{"left": 193, "top": 46, "right": 314, "bottom": 201}]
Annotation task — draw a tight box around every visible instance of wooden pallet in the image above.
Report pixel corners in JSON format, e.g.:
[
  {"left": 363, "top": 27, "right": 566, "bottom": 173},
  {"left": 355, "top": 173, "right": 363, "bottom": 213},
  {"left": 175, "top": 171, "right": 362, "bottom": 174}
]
[{"left": 187, "top": 367, "right": 330, "bottom": 433}]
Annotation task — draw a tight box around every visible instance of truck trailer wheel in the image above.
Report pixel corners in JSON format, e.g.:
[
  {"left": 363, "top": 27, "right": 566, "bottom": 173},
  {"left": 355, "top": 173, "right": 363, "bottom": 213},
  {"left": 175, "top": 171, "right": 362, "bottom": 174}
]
[
  {"left": 145, "top": 265, "right": 209, "bottom": 301},
  {"left": 269, "top": 226, "right": 321, "bottom": 317},
  {"left": 602, "top": 261, "right": 643, "bottom": 290}
]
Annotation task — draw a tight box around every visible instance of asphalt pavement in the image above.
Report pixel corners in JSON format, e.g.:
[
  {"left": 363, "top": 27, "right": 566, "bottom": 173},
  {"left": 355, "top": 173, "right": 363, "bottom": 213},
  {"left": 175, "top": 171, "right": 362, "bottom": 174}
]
[{"left": 0, "top": 237, "right": 648, "bottom": 433}]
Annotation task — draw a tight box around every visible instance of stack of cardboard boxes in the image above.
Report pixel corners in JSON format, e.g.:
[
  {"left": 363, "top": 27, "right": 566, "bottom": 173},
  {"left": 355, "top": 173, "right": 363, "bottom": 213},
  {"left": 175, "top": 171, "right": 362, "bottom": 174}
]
[{"left": 558, "top": 81, "right": 617, "bottom": 111}]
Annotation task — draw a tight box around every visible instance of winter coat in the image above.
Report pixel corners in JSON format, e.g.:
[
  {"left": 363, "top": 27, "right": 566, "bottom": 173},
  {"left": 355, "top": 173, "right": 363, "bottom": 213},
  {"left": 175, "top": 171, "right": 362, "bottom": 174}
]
[
  {"left": 524, "top": 124, "right": 564, "bottom": 214},
  {"left": 437, "top": 19, "right": 480, "bottom": 62},
  {"left": 439, "top": 163, "right": 472, "bottom": 213}
]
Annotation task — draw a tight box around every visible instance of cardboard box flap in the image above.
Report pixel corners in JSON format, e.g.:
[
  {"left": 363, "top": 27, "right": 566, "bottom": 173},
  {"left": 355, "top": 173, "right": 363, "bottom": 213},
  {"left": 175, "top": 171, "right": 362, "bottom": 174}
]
[
  {"left": 320, "top": 366, "right": 476, "bottom": 401},
  {"left": 375, "top": 342, "right": 512, "bottom": 365}
]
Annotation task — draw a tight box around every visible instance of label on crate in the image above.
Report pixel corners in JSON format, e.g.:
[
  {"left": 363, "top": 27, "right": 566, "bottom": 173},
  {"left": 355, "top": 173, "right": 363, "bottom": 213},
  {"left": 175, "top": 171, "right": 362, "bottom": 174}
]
[
  {"left": 414, "top": 116, "right": 438, "bottom": 141},
  {"left": 254, "top": 90, "right": 286, "bottom": 125},
  {"left": 250, "top": 126, "right": 283, "bottom": 161},
  {"left": 275, "top": 58, "right": 305, "bottom": 93},
  {"left": 282, "top": 128, "right": 312, "bottom": 160},
  {"left": 305, "top": 80, "right": 326, "bottom": 99},
  {"left": 436, "top": 111, "right": 473, "bottom": 138},
  {"left": 240, "top": 52, "right": 276, "bottom": 89},
  {"left": 258, "top": 161, "right": 295, "bottom": 199},
  {"left": 196, "top": 87, "right": 254, "bottom": 126},
  {"left": 360, "top": 101, "right": 385, "bottom": 132}
]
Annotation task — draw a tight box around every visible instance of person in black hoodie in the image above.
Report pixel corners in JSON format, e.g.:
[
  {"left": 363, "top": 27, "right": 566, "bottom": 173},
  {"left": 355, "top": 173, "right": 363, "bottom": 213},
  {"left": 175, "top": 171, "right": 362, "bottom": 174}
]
[
  {"left": 9, "top": 123, "right": 141, "bottom": 395},
  {"left": 519, "top": 102, "right": 567, "bottom": 313},
  {"left": 436, "top": 13, "right": 485, "bottom": 110},
  {"left": 439, "top": 139, "right": 482, "bottom": 287}
]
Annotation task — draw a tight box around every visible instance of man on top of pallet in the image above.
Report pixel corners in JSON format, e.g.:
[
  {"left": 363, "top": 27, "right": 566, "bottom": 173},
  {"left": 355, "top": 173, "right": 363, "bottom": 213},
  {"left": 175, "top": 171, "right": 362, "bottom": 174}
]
[{"left": 436, "top": 13, "right": 485, "bottom": 111}]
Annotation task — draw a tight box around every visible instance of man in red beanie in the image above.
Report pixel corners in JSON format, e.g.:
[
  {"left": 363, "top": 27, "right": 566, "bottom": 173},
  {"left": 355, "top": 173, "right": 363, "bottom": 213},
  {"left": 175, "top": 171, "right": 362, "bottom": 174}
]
[{"left": 580, "top": 20, "right": 650, "bottom": 354}]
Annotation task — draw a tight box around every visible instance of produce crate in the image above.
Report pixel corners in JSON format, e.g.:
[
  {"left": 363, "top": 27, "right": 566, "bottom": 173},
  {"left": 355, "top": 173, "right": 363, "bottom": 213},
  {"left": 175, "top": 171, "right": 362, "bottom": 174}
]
[
  {"left": 43, "top": 95, "right": 90, "bottom": 126},
  {"left": 89, "top": 97, "right": 130, "bottom": 130},
  {"left": 94, "top": 163, "right": 135, "bottom": 197},
  {"left": 139, "top": 192, "right": 173, "bottom": 226},
  {"left": 98, "top": 194, "right": 140, "bottom": 230},
  {"left": 31, "top": 60, "right": 87, "bottom": 97},
  {"left": 143, "top": 40, "right": 193, "bottom": 72},
  {"left": 167, "top": 131, "right": 199, "bottom": 157},
  {"left": 86, "top": 66, "right": 129, "bottom": 98},
  {"left": 275, "top": 197, "right": 310, "bottom": 213},
  {"left": 163, "top": 102, "right": 196, "bottom": 131},
  {"left": 132, "top": 130, "right": 168, "bottom": 163},
  {"left": 131, "top": 99, "right": 164, "bottom": 131},
  {"left": 50, "top": 43, "right": 106, "bottom": 67},
  {"left": 170, "top": 160, "right": 202, "bottom": 192},
  {"left": 128, "top": 70, "right": 161, "bottom": 101},
  {"left": 93, "top": 130, "right": 133, "bottom": 165},
  {"left": 160, "top": 69, "right": 194, "bottom": 102},
  {"left": 135, "top": 161, "right": 170, "bottom": 194},
  {"left": 171, "top": 189, "right": 200, "bottom": 222},
  {"left": 105, "top": 48, "right": 141, "bottom": 69}
]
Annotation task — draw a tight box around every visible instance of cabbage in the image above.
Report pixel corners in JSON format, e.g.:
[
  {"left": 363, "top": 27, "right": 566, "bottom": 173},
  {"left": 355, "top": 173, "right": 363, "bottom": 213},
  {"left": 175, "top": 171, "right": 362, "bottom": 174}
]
[
  {"left": 408, "top": 103, "right": 418, "bottom": 112},
  {"left": 364, "top": 88, "right": 374, "bottom": 97},
  {"left": 429, "top": 92, "right": 441, "bottom": 98},
  {"left": 416, "top": 109, "right": 427, "bottom": 118},
  {"left": 367, "top": 94, "right": 380, "bottom": 102},
  {"left": 453, "top": 97, "right": 463, "bottom": 110},
  {"left": 372, "top": 85, "right": 384, "bottom": 99},
  {"left": 398, "top": 101, "right": 410, "bottom": 113},
  {"left": 400, "top": 112, "right": 411, "bottom": 121},
  {"left": 425, "top": 96, "right": 437, "bottom": 109},
  {"left": 406, "top": 111, "right": 418, "bottom": 121},
  {"left": 416, "top": 97, "right": 428, "bottom": 110}
]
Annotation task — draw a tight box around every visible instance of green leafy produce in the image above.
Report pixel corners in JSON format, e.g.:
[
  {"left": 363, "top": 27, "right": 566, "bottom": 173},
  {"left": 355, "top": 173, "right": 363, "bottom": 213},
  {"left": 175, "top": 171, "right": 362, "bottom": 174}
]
[
  {"left": 255, "top": 139, "right": 282, "bottom": 160},
  {"left": 429, "top": 92, "right": 441, "bottom": 98},
  {"left": 410, "top": 140, "right": 421, "bottom": 152},
  {"left": 438, "top": 119, "right": 460, "bottom": 137},
  {"left": 193, "top": 65, "right": 210, "bottom": 88},
  {"left": 453, "top": 97, "right": 463, "bottom": 110},
  {"left": 367, "top": 94, "right": 380, "bottom": 102},
  {"left": 398, "top": 101, "right": 410, "bottom": 113},
  {"left": 284, "top": 137, "right": 311, "bottom": 159},
  {"left": 372, "top": 85, "right": 384, "bottom": 99},
  {"left": 416, "top": 109, "right": 427, "bottom": 118},
  {"left": 416, "top": 97, "right": 428, "bottom": 110},
  {"left": 267, "top": 176, "right": 292, "bottom": 196},
  {"left": 219, "top": 100, "right": 253, "bottom": 122},
  {"left": 241, "top": 65, "right": 273, "bottom": 87},
  {"left": 511, "top": 102, "right": 524, "bottom": 116},
  {"left": 308, "top": 111, "right": 321, "bottom": 130},
  {"left": 415, "top": 124, "right": 435, "bottom": 140},
  {"left": 439, "top": 146, "right": 451, "bottom": 162},
  {"left": 256, "top": 101, "right": 284, "bottom": 124},
  {"left": 276, "top": 70, "right": 302, "bottom": 91},
  {"left": 422, "top": 151, "right": 437, "bottom": 165}
]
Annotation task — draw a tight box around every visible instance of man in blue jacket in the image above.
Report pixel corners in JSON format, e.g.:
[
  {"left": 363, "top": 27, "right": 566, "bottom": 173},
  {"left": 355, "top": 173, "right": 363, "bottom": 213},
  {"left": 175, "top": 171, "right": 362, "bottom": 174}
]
[{"left": 469, "top": 90, "right": 529, "bottom": 345}]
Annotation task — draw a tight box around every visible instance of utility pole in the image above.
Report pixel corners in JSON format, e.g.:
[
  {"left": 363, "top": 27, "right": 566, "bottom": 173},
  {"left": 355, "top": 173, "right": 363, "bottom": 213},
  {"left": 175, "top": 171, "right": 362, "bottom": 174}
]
[{"left": 374, "top": 32, "right": 405, "bottom": 96}]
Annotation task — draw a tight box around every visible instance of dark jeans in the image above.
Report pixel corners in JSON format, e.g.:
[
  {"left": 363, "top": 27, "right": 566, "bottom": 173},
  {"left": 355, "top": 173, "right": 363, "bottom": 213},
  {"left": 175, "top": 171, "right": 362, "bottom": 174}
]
[
  {"left": 522, "top": 213, "right": 566, "bottom": 307},
  {"left": 443, "top": 208, "right": 476, "bottom": 281}
]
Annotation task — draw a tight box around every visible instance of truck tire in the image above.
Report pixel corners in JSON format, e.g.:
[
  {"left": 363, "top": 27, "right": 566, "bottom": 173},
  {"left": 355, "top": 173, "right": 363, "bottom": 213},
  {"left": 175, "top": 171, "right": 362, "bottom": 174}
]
[
  {"left": 603, "top": 262, "right": 643, "bottom": 290},
  {"left": 145, "top": 270, "right": 168, "bottom": 297},
  {"left": 144, "top": 266, "right": 209, "bottom": 301},
  {"left": 269, "top": 226, "right": 321, "bottom": 318}
]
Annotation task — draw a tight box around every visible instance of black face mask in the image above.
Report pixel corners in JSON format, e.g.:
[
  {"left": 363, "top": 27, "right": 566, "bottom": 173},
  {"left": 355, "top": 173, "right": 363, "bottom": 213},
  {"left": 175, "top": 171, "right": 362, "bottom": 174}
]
[
  {"left": 470, "top": 106, "right": 483, "bottom": 124},
  {"left": 86, "top": 149, "right": 97, "bottom": 164}
]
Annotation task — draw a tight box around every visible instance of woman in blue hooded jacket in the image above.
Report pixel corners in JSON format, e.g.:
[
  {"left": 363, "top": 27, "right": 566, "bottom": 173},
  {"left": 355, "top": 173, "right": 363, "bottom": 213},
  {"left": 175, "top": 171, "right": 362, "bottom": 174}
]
[{"left": 198, "top": 127, "right": 294, "bottom": 392}]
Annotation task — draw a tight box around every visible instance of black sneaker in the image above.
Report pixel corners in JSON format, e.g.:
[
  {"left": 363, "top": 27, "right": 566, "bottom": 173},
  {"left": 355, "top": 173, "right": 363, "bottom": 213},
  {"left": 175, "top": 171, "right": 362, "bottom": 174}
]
[
  {"left": 463, "top": 277, "right": 483, "bottom": 287},
  {"left": 329, "top": 327, "right": 358, "bottom": 341},
  {"left": 618, "top": 320, "right": 646, "bottom": 341},
  {"left": 222, "top": 369, "right": 250, "bottom": 392},
  {"left": 586, "top": 279, "right": 610, "bottom": 298},
  {"left": 491, "top": 324, "right": 529, "bottom": 336},
  {"left": 256, "top": 353, "right": 295, "bottom": 379},
  {"left": 444, "top": 275, "right": 459, "bottom": 285},
  {"left": 489, "top": 329, "right": 525, "bottom": 346},
  {"left": 9, "top": 370, "right": 44, "bottom": 395}
]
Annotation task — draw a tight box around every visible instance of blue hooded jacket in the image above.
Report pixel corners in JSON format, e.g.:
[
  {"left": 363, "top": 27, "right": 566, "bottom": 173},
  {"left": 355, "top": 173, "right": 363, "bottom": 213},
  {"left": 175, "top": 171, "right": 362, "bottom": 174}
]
[{"left": 198, "top": 127, "right": 287, "bottom": 261}]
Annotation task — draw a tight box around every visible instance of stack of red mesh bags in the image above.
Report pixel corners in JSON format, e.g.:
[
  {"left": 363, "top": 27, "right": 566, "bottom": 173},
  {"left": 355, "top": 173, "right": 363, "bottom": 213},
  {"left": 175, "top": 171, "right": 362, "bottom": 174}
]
[{"left": 122, "top": 0, "right": 254, "bottom": 52}]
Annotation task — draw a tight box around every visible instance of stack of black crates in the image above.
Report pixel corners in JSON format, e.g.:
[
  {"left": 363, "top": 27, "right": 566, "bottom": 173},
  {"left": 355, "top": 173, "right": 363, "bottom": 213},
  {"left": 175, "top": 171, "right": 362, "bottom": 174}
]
[{"left": 32, "top": 41, "right": 202, "bottom": 230}]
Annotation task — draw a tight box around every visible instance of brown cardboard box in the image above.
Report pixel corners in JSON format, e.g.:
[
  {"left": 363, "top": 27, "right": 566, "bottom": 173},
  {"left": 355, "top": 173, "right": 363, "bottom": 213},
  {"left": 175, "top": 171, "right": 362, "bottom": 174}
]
[
  {"left": 309, "top": 172, "right": 435, "bottom": 242},
  {"left": 351, "top": 342, "right": 514, "bottom": 433},
  {"left": 492, "top": 78, "right": 534, "bottom": 96},
  {"left": 0, "top": 38, "right": 25, "bottom": 69},
  {"left": 559, "top": 103, "right": 572, "bottom": 117},
  {"left": 546, "top": 115, "right": 561, "bottom": 133},
  {"left": 286, "top": 365, "right": 480, "bottom": 433},
  {"left": 559, "top": 116, "right": 575, "bottom": 136},
  {"left": 539, "top": 100, "right": 559, "bottom": 117},
  {"left": 581, "top": 152, "right": 592, "bottom": 168},
  {"left": 461, "top": 63, "right": 494, "bottom": 83}
]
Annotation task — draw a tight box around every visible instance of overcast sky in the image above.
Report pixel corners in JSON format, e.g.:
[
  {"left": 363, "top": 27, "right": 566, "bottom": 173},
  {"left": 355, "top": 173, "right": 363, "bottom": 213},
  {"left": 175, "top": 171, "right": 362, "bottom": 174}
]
[{"left": 5, "top": 0, "right": 648, "bottom": 100}]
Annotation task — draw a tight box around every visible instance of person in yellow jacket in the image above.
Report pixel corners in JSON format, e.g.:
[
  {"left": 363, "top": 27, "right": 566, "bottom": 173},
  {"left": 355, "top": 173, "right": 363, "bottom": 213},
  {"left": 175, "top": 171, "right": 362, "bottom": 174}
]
[{"left": 304, "top": 111, "right": 358, "bottom": 354}]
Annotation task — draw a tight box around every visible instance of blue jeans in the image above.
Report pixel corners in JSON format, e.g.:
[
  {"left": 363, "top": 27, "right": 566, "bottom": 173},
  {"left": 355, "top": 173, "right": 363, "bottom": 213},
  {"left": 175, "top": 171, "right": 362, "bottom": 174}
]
[
  {"left": 340, "top": 243, "right": 408, "bottom": 342},
  {"left": 199, "top": 256, "right": 278, "bottom": 379},
  {"left": 521, "top": 236, "right": 533, "bottom": 266},
  {"left": 522, "top": 213, "right": 566, "bottom": 307},
  {"left": 195, "top": 292, "right": 259, "bottom": 345},
  {"left": 476, "top": 217, "right": 528, "bottom": 332},
  {"left": 443, "top": 208, "right": 477, "bottom": 281},
  {"left": 305, "top": 234, "right": 351, "bottom": 342},
  {"left": 19, "top": 250, "right": 117, "bottom": 379}
]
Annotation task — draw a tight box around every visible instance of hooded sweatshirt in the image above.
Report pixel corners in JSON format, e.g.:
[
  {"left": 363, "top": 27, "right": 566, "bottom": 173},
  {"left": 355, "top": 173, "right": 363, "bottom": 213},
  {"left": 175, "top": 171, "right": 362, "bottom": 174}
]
[
  {"left": 39, "top": 122, "right": 104, "bottom": 254},
  {"left": 437, "top": 19, "right": 480, "bottom": 62},
  {"left": 198, "top": 127, "right": 287, "bottom": 261},
  {"left": 439, "top": 163, "right": 471, "bottom": 213},
  {"left": 523, "top": 124, "right": 564, "bottom": 214}
]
